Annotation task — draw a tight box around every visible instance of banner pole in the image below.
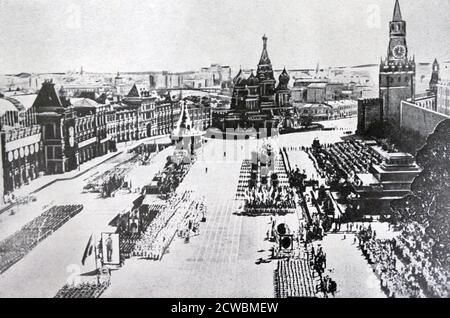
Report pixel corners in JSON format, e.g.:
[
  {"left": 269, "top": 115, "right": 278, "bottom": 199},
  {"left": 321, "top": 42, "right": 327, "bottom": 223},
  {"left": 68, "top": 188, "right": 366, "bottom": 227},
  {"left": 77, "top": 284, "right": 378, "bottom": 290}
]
[{"left": 94, "top": 233, "right": 100, "bottom": 285}]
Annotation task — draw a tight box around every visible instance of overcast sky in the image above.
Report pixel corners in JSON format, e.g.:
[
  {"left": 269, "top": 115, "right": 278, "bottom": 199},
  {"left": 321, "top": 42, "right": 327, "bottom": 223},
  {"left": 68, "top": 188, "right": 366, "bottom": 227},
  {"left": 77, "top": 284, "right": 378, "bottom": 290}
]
[{"left": 0, "top": 0, "right": 449, "bottom": 74}]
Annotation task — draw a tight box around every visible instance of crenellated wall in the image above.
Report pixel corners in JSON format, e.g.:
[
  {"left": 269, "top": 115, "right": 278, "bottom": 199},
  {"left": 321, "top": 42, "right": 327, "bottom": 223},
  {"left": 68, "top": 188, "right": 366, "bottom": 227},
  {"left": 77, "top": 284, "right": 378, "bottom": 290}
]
[
  {"left": 400, "top": 100, "right": 450, "bottom": 137},
  {"left": 357, "top": 98, "right": 383, "bottom": 134}
]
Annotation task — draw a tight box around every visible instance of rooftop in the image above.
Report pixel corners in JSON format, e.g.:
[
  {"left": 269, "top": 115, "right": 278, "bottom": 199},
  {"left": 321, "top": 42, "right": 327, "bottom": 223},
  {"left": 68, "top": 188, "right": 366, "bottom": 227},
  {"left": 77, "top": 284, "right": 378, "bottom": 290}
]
[
  {"left": 372, "top": 146, "right": 416, "bottom": 161},
  {"left": 307, "top": 83, "right": 327, "bottom": 89},
  {"left": 295, "top": 103, "right": 331, "bottom": 109},
  {"left": 8, "top": 94, "right": 38, "bottom": 111},
  {"left": 0, "top": 94, "right": 38, "bottom": 116},
  {"left": 326, "top": 100, "right": 358, "bottom": 108},
  {"left": 0, "top": 98, "right": 18, "bottom": 116},
  {"left": 70, "top": 98, "right": 100, "bottom": 108}
]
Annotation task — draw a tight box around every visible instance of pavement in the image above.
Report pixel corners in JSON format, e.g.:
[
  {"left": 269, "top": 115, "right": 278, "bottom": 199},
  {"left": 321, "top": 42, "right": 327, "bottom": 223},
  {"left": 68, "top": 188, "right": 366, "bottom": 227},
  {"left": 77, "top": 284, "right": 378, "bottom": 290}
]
[
  {"left": 104, "top": 126, "right": 365, "bottom": 298},
  {"left": 104, "top": 138, "right": 287, "bottom": 297},
  {"left": 0, "top": 134, "right": 172, "bottom": 214},
  {"left": 0, "top": 117, "right": 393, "bottom": 298},
  {"left": 0, "top": 145, "right": 174, "bottom": 297},
  {"left": 312, "top": 233, "right": 385, "bottom": 298}
]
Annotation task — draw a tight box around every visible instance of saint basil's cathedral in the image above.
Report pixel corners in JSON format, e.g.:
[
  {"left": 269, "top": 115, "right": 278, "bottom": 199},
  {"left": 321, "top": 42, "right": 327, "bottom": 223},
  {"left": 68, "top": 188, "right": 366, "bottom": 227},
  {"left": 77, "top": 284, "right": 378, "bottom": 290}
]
[{"left": 222, "top": 35, "right": 292, "bottom": 130}]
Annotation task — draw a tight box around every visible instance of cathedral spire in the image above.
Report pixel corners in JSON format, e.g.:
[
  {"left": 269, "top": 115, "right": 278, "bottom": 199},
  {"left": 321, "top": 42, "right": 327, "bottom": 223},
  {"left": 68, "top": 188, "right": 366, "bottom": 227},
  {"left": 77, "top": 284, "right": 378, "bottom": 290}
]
[
  {"left": 175, "top": 102, "right": 192, "bottom": 131},
  {"left": 259, "top": 34, "right": 271, "bottom": 65},
  {"left": 393, "top": 0, "right": 402, "bottom": 22}
]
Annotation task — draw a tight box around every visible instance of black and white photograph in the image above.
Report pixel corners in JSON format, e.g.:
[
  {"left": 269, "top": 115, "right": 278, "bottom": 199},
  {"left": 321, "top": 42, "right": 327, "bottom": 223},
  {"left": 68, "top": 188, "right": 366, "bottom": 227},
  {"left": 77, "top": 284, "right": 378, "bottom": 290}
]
[{"left": 0, "top": 0, "right": 449, "bottom": 303}]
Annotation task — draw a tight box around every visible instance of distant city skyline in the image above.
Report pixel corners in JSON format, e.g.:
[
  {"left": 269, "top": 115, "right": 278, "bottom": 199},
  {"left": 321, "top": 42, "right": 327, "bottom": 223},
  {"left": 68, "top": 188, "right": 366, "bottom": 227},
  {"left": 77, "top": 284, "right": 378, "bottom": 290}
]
[{"left": 0, "top": 0, "right": 449, "bottom": 74}]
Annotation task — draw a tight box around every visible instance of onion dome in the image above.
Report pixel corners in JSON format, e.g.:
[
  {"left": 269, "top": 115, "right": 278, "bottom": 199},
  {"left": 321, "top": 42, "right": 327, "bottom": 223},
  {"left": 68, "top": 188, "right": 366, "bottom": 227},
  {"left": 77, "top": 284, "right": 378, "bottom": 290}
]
[
  {"left": 278, "top": 68, "right": 290, "bottom": 85},
  {"left": 247, "top": 72, "right": 259, "bottom": 86},
  {"left": 233, "top": 69, "right": 247, "bottom": 87},
  {"left": 232, "top": 69, "right": 242, "bottom": 85}
]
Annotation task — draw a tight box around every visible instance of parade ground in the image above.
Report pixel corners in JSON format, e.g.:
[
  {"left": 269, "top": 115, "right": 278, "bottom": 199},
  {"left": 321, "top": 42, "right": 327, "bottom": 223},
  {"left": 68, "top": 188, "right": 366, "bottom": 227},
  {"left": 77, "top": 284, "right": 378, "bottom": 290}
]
[{"left": 0, "top": 117, "right": 386, "bottom": 298}]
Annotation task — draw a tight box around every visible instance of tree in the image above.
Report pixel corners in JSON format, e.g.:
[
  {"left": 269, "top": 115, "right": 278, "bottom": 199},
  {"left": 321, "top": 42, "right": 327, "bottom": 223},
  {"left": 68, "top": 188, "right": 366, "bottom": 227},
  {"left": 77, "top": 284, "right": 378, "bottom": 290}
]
[
  {"left": 390, "top": 194, "right": 425, "bottom": 224},
  {"left": 390, "top": 119, "right": 450, "bottom": 266}
]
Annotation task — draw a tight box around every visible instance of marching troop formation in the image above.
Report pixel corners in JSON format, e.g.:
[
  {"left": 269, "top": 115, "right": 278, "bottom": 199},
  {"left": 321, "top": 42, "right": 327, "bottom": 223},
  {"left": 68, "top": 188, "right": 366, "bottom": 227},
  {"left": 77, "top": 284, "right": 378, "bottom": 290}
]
[
  {"left": 274, "top": 259, "right": 316, "bottom": 298},
  {"left": 241, "top": 147, "right": 300, "bottom": 215},
  {"left": 83, "top": 153, "right": 137, "bottom": 197},
  {"left": 54, "top": 280, "right": 110, "bottom": 299},
  {"left": 309, "top": 140, "right": 383, "bottom": 185},
  {"left": 243, "top": 185, "right": 298, "bottom": 215},
  {"left": 0, "top": 205, "right": 83, "bottom": 274},
  {"left": 133, "top": 191, "right": 206, "bottom": 260},
  {"left": 117, "top": 203, "right": 166, "bottom": 257}
]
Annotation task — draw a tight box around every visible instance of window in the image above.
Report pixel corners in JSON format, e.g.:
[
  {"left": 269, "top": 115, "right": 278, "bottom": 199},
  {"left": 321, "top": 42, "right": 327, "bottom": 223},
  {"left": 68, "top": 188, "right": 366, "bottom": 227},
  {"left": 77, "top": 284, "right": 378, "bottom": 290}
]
[
  {"left": 45, "top": 124, "right": 55, "bottom": 139},
  {"left": 54, "top": 147, "right": 62, "bottom": 159},
  {"left": 46, "top": 146, "right": 54, "bottom": 159}
]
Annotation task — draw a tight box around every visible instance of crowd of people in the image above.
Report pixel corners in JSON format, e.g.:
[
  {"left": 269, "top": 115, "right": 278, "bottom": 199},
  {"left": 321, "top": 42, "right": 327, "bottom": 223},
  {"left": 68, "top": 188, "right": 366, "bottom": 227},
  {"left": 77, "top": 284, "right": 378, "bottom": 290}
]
[
  {"left": 0, "top": 204, "right": 83, "bottom": 274},
  {"left": 309, "top": 245, "right": 327, "bottom": 277},
  {"left": 302, "top": 220, "right": 325, "bottom": 242},
  {"left": 309, "top": 140, "right": 382, "bottom": 190},
  {"left": 319, "top": 275, "right": 338, "bottom": 297},
  {"left": 133, "top": 191, "right": 206, "bottom": 260},
  {"left": 274, "top": 259, "right": 316, "bottom": 298},
  {"left": 361, "top": 237, "right": 423, "bottom": 298},
  {"left": 155, "top": 160, "right": 191, "bottom": 197},
  {"left": 282, "top": 146, "right": 334, "bottom": 240},
  {"left": 83, "top": 154, "right": 138, "bottom": 197},
  {"left": 177, "top": 199, "right": 206, "bottom": 242},
  {"left": 243, "top": 185, "right": 298, "bottom": 215},
  {"left": 3, "top": 193, "right": 37, "bottom": 206},
  {"left": 299, "top": 191, "right": 331, "bottom": 242},
  {"left": 130, "top": 142, "right": 171, "bottom": 166},
  {"left": 359, "top": 221, "right": 449, "bottom": 298},
  {"left": 235, "top": 160, "right": 252, "bottom": 199},
  {"left": 393, "top": 224, "right": 449, "bottom": 298},
  {"left": 118, "top": 233, "right": 140, "bottom": 258},
  {"left": 307, "top": 244, "right": 338, "bottom": 298},
  {"left": 54, "top": 279, "right": 110, "bottom": 298}
]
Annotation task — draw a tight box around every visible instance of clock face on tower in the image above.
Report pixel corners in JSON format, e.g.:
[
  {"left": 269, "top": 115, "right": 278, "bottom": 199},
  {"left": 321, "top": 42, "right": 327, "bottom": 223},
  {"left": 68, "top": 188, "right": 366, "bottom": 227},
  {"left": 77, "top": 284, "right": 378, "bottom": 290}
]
[{"left": 393, "top": 45, "right": 406, "bottom": 59}]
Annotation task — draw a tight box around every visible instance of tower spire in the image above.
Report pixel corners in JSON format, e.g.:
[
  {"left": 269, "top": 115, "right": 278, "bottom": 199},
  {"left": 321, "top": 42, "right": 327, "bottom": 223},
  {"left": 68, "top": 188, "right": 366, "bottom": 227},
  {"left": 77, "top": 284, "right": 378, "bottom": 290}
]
[
  {"left": 259, "top": 34, "right": 271, "bottom": 65},
  {"left": 393, "top": 0, "right": 402, "bottom": 22}
]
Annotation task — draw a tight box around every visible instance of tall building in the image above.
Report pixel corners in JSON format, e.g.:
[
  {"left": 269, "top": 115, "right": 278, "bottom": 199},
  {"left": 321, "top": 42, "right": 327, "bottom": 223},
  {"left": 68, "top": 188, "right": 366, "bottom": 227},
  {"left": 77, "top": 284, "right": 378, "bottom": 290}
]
[
  {"left": 217, "top": 35, "right": 292, "bottom": 131},
  {"left": 0, "top": 95, "right": 43, "bottom": 197},
  {"left": 171, "top": 102, "right": 203, "bottom": 164},
  {"left": 257, "top": 34, "right": 277, "bottom": 109},
  {"left": 429, "top": 58, "right": 440, "bottom": 95},
  {"left": 33, "top": 81, "right": 73, "bottom": 174},
  {"left": 379, "top": 0, "right": 416, "bottom": 126},
  {"left": 123, "top": 84, "right": 157, "bottom": 138},
  {"left": 34, "top": 81, "right": 115, "bottom": 174}
]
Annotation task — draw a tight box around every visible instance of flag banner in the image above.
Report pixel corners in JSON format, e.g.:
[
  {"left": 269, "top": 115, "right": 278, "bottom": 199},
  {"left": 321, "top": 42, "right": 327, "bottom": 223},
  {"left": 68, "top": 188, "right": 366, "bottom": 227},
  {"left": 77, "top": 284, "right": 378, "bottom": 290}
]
[{"left": 81, "top": 234, "right": 94, "bottom": 266}]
